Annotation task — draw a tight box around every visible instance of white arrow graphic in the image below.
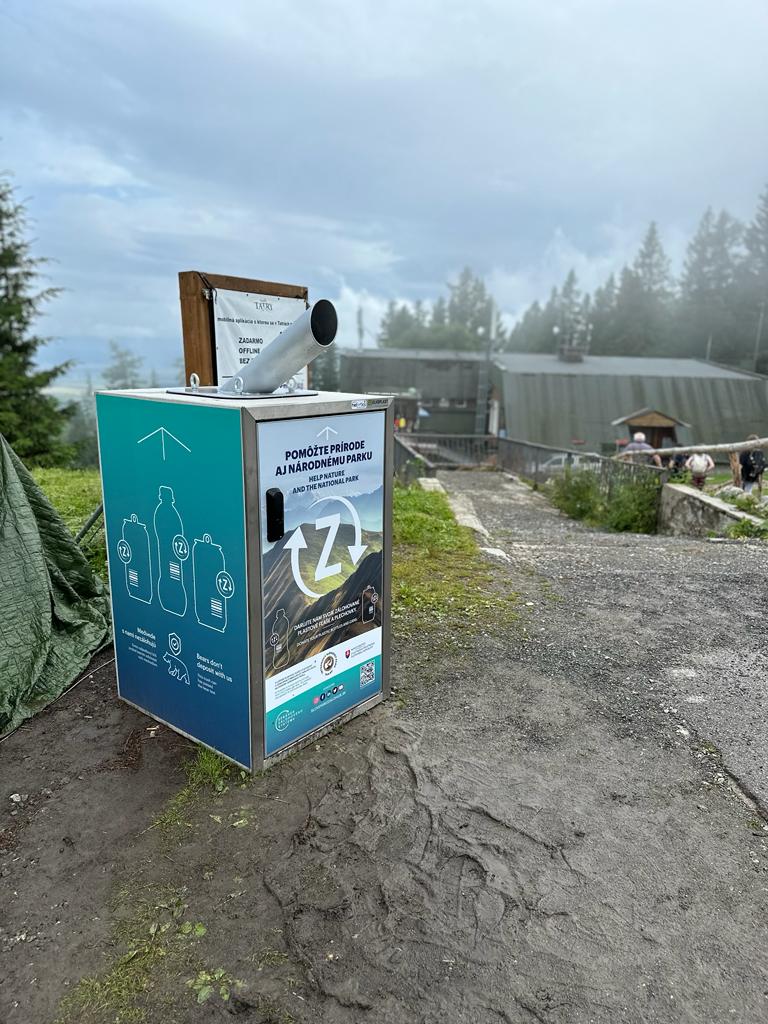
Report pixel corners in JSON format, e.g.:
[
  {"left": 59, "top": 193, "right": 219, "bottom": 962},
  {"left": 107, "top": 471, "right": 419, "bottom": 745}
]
[
  {"left": 284, "top": 526, "right": 321, "bottom": 598},
  {"left": 311, "top": 495, "right": 368, "bottom": 566},
  {"left": 316, "top": 425, "right": 338, "bottom": 442},
  {"left": 136, "top": 427, "right": 191, "bottom": 461}
]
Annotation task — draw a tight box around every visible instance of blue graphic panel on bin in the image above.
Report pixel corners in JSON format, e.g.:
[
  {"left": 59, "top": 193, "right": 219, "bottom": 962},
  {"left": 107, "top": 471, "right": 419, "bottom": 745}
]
[{"left": 97, "top": 395, "right": 251, "bottom": 768}]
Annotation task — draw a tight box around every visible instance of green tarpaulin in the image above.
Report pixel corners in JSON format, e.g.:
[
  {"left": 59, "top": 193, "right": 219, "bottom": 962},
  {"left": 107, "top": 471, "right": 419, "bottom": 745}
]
[{"left": 0, "top": 436, "right": 110, "bottom": 736}]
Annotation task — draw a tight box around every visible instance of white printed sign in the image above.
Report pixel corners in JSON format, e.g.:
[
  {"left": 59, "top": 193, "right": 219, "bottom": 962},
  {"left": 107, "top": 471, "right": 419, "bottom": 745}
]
[{"left": 212, "top": 289, "right": 307, "bottom": 388}]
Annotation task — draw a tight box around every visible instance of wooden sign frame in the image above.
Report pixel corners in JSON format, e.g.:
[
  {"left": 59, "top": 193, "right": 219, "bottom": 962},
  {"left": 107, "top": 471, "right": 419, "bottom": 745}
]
[{"left": 178, "top": 271, "right": 309, "bottom": 386}]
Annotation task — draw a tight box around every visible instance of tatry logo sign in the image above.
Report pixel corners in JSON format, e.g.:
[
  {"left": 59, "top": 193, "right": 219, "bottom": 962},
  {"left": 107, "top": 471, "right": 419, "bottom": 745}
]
[{"left": 213, "top": 289, "right": 307, "bottom": 387}]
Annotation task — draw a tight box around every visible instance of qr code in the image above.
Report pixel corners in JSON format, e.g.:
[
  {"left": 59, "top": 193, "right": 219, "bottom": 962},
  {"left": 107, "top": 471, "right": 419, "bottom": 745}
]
[{"left": 359, "top": 660, "right": 376, "bottom": 687}]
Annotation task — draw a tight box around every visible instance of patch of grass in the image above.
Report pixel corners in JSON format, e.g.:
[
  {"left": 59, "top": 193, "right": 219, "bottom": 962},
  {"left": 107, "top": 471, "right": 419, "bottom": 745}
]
[
  {"left": 31, "top": 466, "right": 102, "bottom": 528},
  {"left": 185, "top": 747, "right": 232, "bottom": 791},
  {"left": 151, "top": 748, "right": 235, "bottom": 835},
  {"left": 392, "top": 485, "right": 517, "bottom": 652},
  {"left": 55, "top": 885, "right": 207, "bottom": 1024},
  {"left": 32, "top": 466, "right": 108, "bottom": 577},
  {"left": 393, "top": 484, "right": 473, "bottom": 550},
  {"left": 252, "top": 947, "right": 291, "bottom": 969}
]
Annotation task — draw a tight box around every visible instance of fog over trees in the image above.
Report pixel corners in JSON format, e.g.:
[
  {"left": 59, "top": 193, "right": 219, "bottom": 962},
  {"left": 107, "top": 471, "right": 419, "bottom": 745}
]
[{"left": 379, "top": 184, "right": 768, "bottom": 372}]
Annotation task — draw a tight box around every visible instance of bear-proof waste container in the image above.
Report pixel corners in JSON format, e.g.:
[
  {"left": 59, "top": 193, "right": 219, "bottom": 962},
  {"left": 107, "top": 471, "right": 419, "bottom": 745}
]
[{"left": 96, "top": 388, "right": 393, "bottom": 770}]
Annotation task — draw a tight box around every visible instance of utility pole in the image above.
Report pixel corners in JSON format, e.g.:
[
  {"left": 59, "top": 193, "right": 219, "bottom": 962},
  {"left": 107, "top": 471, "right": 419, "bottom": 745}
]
[
  {"left": 473, "top": 300, "right": 496, "bottom": 435},
  {"left": 753, "top": 300, "right": 766, "bottom": 372},
  {"left": 357, "top": 306, "right": 364, "bottom": 350}
]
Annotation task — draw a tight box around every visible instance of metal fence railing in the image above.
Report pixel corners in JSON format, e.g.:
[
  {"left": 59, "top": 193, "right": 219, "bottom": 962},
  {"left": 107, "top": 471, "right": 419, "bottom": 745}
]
[
  {"left": 393, "top": 433, "right": 666, "bottom": 522},
  {"left": 393, "top": 434, "right": 430, "bottom": 484},
  {"left": 396, "top": 433, "right": 497, "bottom": 473},
  {"left": 497, "top": 437, "right": 666, "bottom": 496}
]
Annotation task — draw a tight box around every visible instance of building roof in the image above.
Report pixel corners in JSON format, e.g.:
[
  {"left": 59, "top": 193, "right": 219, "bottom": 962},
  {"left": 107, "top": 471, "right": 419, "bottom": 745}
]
[
  {"left": 493, "top": 353, "right": 760, "bottom": 381},
  {"left": 340, "top": 348, "right": 486, "bottom": 362},
  {"left": 611, "top": 407, "right": 691, "bottom": 428}
]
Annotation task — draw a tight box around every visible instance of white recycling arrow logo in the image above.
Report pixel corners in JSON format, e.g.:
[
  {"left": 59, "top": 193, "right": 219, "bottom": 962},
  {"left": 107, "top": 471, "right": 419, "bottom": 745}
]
[
  {"left": 285, "top": 495, "right": 368, "bottom": 599},
  {"left": 311, "top": 495, "right": 367, "bottom": 566},
  {"left": 284, "top": 526, "right": 321, "bottom": 599}
]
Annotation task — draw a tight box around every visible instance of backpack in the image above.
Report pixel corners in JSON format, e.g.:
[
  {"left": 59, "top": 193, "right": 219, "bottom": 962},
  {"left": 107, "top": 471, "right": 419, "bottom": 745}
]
[
  {"left": 749, "top": 450, "right": 765, "bottom": 476},
  {"left": 689, "top": 454, "right": 709, "bottom": 475}
]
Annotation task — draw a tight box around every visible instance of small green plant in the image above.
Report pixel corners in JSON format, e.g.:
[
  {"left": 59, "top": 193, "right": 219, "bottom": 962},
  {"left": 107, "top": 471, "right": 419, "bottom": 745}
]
[
  {"left": 602, "top": 479, "right": 660, "bottom": 533},
  {"left": 726, "top": 493, "right": 766, "bottom": 517},
  {"left": 547, "top": 468, "right": 660, "bottom": 534},
  {"left": 186, "top": 967, "right": 238, "bottom": 1005},
  {"left": 726, "top": 518, "right": 768, "bottom": 540},
  {"left": 548, "top": 468, "right": 601, "bottom": 520}
]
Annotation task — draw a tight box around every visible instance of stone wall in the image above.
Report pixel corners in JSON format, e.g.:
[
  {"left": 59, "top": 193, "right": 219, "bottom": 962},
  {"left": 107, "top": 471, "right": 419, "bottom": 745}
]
[{"left": 658, "top": 483, "right": 762, "bottom": 537}]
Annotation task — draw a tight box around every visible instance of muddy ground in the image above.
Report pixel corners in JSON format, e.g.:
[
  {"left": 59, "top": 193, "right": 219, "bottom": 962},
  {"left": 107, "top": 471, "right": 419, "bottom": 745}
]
[{"left": 2, "top": 471, "right": 768, "bottom": 1024}]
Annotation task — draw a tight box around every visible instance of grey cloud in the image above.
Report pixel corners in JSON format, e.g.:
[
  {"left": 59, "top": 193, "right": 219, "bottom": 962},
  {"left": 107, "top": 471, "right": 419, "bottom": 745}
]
[{"left": 1, "top": 0, "right": 766, "bottom": 374}]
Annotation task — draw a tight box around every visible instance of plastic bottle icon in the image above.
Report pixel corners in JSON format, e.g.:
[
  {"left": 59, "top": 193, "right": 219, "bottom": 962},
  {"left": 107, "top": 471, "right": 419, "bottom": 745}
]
[
  {"left": 154, "top": 486, "right": 187, "bottom": 617},
  {"left": 118, "top": 514, "right": 152, "bottom": 604},
  {"left": 361, "top": 584, "right": 377, "bottom": 623},
  {"left": 193, "top": 533, "right": 231, "bottom": 632},
  {"left": 269, "top": 608, "right": 290, "bottom": 671}
]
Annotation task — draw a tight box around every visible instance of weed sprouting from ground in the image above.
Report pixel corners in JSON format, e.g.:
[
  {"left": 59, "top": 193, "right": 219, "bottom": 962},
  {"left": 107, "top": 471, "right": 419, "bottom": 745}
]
[
  {"left": 185, "top": 747, "right": 232, "bottom": 791},
  {"left": 151, "top": 748, "right": 234, "bottom": 834}
]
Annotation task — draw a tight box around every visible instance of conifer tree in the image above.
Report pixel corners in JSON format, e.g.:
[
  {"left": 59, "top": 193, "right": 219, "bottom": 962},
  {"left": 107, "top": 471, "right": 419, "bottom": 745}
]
[
  {"left": 679, "top": 208, "right": 743, "bottom": 360},
  {"left": 102, "top": 341, "right": 143, "bottom": 389},
  {"left": 0, "top": 178, "right": 72, "bottom": 464},
  {"left": 590, "top": 274, "right": 617, "bottom": 353}
]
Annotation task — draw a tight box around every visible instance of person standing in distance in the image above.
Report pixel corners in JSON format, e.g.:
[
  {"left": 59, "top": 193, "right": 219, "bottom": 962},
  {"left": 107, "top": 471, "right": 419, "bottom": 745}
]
[
  {"left": 622, "top": 432, "right": 662, "bottom": 468},
  {"left": 685, "top": 450, "right": 715, "bottom": 490},
  {"left": 739, "top": 435, "right": 765, "bottom": 496}
]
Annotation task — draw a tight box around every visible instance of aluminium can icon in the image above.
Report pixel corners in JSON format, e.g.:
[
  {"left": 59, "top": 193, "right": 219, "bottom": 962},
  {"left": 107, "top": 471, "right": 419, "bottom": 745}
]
[
  {"left": 193, "top": 533, "right": 234, "bottom": 632},
  {"left": 118, "top": 514, "right": 152, "bottom": 604}
]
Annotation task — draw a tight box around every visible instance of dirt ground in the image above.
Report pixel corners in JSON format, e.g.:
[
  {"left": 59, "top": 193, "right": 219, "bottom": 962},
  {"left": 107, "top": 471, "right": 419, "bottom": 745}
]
[{"left": 2, "top": 471, "right": 768, "bottom": 1024}]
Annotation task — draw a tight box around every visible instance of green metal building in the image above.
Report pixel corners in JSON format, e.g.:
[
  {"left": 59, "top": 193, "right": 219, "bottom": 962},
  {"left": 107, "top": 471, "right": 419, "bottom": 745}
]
[
  {"left": 339, "top": 348, "right": 485, "bottom": 433},
  {"left": 492, "top": 352, "right": 768, "bottom": 451},
  {"left": 339, "top": 347, "right": 767, "bottom": 448}
]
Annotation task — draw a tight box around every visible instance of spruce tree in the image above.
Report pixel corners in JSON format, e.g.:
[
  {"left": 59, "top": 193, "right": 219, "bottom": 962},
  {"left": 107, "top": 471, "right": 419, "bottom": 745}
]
[
  {"left": 446, "top": 267, "right": 496, "bottom": 342},
  {"left": 679, "top": 208, "right": 743, "bottom": 360},
  {"left": 590, "top": 274, "right": 617, "bottom": 353},
  {"left": 611, "top": 223, "right": 674, "bottom": 354},
  {"left": 431, "top": 295, "right": 447, "bottom": 327},
  {"left": 558, "top": 269, "right": 581, "bottom": 345},
  {"left": 744, "top": 183, "right": 768, "bottom": 291},
  {"left": 743, "top": 184, "right": 768, "bottom": 368},
  {"left": 377, "top": 300, "right": 419, "bottom": 347},
  {"left": 612, "top": 267, "right": 649, "bottom": 355},
  {"left": 0, "top": 178, "right": 72, "bottom": 464},
  {"left": 102, "top": 341, "right": 143, "bottom": 389}
]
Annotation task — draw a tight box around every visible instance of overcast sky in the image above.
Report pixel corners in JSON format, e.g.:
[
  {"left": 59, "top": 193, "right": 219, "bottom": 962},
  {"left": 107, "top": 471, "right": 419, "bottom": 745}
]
[{"left": 1, "top": 0, "right": 767, "bottom": 378}]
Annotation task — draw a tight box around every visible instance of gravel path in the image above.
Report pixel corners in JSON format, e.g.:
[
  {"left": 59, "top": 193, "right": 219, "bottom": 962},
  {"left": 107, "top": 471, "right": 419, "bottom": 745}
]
[
  {"left": 1, "top": 472, "right": 767, "bottom": 1024},
  {"left": 439, "top": 470, "right": 768, "bottom": 809}
]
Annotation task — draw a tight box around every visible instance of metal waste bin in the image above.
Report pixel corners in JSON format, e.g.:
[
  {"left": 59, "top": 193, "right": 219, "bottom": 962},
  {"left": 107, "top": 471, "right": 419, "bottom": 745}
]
[{"left": 96, "top": 384, "right": 393, "bottom": 770}]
